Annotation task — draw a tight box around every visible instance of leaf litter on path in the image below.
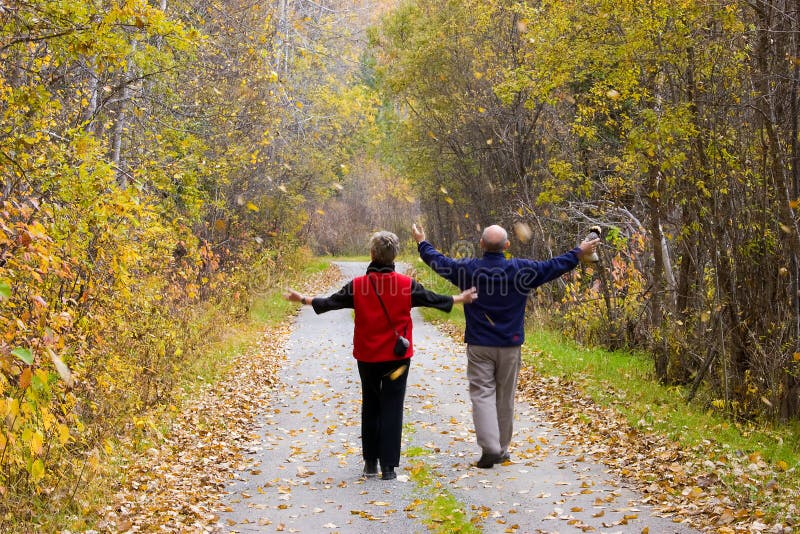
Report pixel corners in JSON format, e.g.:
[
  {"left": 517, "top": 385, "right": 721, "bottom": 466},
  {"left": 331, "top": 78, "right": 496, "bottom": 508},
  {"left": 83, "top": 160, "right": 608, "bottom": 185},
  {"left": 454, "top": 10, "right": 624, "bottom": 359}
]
[{"left": 98, "top": 265, "right": 343, "bottom": 533}]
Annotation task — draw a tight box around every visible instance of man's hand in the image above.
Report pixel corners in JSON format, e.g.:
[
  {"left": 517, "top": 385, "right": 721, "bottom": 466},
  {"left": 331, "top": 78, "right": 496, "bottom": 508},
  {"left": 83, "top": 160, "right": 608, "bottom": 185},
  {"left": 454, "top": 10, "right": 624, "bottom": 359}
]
[
  {"left": 411, "top": 223, "right": 426, "bottom": 243},
  {"left": 576, "top": 238, "right": 600, "bottom": 262},
  {"left": 453, "top": 286, "right": 478, "bottom": 304},
  {"left": 283, "top": 288, "right": 305, "bottom": 303}
]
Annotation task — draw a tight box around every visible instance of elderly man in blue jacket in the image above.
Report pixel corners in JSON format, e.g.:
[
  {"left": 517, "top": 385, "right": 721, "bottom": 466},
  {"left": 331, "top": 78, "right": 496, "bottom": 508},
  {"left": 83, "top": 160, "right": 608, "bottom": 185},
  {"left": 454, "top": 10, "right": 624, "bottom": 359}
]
[{"left": 412, "top": 223, "right": 599, "bottom": 468}]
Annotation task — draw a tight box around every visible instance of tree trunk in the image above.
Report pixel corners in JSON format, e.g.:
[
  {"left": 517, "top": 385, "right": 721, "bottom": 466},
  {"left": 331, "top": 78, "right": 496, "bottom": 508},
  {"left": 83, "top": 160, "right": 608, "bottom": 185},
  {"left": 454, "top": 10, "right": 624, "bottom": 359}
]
[{"left": 648, "top": 163, "right": 668, "bottom": 382}]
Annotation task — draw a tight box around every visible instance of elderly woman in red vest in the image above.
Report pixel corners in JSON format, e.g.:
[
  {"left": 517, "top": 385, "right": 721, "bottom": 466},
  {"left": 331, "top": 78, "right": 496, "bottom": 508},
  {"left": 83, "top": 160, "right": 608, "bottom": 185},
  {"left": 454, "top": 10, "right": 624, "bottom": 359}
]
[{"left": 284, "top": 231, "right": 477, "bottom": 480}]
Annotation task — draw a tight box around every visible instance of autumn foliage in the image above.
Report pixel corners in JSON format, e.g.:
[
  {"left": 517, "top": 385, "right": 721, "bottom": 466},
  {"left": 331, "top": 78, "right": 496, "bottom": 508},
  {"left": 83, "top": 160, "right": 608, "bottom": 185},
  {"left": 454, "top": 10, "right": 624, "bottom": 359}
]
[
  {"left": 371, "top": 0, "right": 800, "bottom": 421},
  {"left": 0, "top": 0, "right": 371, "bottom": 525}
]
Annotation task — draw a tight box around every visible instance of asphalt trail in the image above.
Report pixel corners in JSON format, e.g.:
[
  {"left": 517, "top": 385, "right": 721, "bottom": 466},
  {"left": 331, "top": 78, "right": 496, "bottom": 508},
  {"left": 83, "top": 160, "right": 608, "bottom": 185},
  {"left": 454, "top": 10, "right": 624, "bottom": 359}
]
[{"left": 216, "top": 262, "right": 698, "bottom": 533}]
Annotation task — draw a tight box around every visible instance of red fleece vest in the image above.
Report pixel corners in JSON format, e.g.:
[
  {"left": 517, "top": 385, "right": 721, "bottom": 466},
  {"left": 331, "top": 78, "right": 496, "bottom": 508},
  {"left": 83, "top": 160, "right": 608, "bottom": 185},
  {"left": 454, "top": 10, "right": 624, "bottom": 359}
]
[{"left": 352, "top": 272, "right": 413, "bottom": 362}]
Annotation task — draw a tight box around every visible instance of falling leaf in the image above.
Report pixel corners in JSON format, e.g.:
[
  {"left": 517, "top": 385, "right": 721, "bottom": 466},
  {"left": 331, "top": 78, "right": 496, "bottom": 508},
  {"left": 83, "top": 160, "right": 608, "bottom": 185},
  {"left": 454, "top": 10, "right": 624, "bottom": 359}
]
[
  {"left": 513, "top": 222, "right": 533, "bottom": 243},
  {"left": 49, "top": 350, "right": 74, "bottom": 388},
  {"left": 388, "top": 365, "right": 407, "bottom": 381}
]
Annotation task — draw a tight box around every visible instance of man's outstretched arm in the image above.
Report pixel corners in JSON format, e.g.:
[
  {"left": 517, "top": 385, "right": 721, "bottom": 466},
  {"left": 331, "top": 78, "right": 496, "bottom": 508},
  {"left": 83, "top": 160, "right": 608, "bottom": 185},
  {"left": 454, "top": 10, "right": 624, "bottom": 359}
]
[{"left": 412, "top": 223, "right": 464, "bottom": 287}]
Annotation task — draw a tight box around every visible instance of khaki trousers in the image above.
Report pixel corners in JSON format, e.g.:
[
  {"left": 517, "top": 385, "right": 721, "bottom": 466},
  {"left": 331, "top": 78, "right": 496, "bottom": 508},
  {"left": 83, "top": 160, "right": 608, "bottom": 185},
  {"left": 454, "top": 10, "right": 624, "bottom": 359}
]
[{"left": 466, "top": 344, "right": 522, "bottom": 455}]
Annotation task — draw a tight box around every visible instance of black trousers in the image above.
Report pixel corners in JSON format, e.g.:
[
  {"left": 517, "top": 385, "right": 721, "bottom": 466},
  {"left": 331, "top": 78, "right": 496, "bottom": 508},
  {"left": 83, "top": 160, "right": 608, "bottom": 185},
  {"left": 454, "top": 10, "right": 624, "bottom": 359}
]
[{"left": 357, "top": 359, "right": 410, "bottom": 471}]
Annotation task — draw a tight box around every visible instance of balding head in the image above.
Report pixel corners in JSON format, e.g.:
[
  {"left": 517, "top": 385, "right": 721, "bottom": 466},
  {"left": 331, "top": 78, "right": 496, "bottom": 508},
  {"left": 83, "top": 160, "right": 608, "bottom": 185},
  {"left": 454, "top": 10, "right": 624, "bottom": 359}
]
[{"left": 480, "top": 225, "right": 509, "bottom": 253}]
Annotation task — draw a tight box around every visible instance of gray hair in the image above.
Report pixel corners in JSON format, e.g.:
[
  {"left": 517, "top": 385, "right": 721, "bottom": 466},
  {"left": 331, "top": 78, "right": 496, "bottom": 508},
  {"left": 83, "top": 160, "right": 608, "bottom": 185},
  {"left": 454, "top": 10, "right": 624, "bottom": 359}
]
[{"left": 370, "top": 231, "right": 400, "bottom": 264}]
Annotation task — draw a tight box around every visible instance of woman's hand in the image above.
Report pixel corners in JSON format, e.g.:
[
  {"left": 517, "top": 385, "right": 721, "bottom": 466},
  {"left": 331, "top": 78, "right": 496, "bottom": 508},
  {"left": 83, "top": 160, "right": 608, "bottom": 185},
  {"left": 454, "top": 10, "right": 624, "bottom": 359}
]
[
  {"left": 283, "top": 288, "right": 305, "bottom": 303},
  {"left": 453, "top": 286, "right": 478, "bottom": 304}
]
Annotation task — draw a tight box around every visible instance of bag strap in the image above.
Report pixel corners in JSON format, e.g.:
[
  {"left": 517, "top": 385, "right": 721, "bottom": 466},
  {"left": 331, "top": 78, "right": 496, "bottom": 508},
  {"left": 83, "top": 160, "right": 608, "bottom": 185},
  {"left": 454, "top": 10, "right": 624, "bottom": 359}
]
[{"left": 368, "top": 274, "right": 402, "bottom": 337}]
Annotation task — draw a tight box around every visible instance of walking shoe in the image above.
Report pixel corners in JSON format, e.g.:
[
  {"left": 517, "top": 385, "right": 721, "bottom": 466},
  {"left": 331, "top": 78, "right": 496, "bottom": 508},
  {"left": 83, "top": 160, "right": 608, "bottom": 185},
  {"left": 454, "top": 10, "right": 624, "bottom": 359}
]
[
  {"left": 381, "top": 468, "right": 397, "bottom": 480},
  {"left": 499, "top": 451, "right": 511, "bottom": 463},
  {"left": 476, "top": 452, "right": 502, "bottom": 468},
  {"left": 362, "top": 459, "right": 378, "bottom": 478}
]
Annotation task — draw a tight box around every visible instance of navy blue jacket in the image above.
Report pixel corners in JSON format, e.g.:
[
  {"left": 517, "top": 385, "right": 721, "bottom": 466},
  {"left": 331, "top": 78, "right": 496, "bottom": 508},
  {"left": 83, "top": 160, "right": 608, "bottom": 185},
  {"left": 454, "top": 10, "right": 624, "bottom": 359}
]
[{"left": 418, "top": 240, "right": 581, "bottom": 347}]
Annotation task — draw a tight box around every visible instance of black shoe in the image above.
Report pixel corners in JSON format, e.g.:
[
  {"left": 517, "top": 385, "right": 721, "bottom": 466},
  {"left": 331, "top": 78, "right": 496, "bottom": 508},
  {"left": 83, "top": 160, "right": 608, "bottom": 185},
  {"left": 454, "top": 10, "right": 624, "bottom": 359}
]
[
  {"left": 381, "top": 468, "right": 397, "bottom": 480},
  {"left": 476, "top": 452, "right": 502, "bottom": 469},
  {"left": 363, "top": 459, "right": 378, "bottom": 478}
]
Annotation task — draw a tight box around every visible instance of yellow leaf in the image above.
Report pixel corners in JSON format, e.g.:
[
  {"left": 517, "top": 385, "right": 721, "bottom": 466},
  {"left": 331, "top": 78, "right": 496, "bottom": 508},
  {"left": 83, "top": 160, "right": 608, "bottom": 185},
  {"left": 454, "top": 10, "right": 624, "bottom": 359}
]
[
  {"left": 444, "top": 197, "right": 454, "bottom": 205},
  {"left": 30, "top": 459, "right": 44, "bottom": 483},
  {"left": 5, "top": 398, "right": 19, "bottom": 419},
  {"left": 439, "top": 186, "right": 448, "bottom": 194},
  {"left": 30, "top": 430, "right": 43, "bottom": 456},
  {"left": 777, "top": 460, "right": 788, "bottom": 471},
  {"left": 316, "top": 209, "right": 325, "bottom": 215},
  {"left": 295, "top": 101, "right": 303, "bottom": 109},
  {"left": 794, "top": 352, "right": 800, "bottom": 361},
  {"left": 57, "top": 424, "right": 70, "bottom": 445},
  {"left": 388, "top": 365, "right": 407, "bottom": 381},
  {"left": 246, "top": 202, "right": 259, "bottom": 212}
]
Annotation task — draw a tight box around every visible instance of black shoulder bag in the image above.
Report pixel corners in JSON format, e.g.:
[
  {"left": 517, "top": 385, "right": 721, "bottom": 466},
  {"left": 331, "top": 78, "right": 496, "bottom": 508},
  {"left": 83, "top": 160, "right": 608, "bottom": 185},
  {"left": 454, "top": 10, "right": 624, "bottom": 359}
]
[{"left": 368, "top": 275, "right": 410, "bottom": 357}]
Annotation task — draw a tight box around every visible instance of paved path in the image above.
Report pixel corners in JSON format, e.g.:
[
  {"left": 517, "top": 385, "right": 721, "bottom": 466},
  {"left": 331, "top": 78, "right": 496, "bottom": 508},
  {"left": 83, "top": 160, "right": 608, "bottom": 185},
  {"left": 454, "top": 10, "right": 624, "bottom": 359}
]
[{"left": 216, "top": 262, "right": 697, "bottom": 533}]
